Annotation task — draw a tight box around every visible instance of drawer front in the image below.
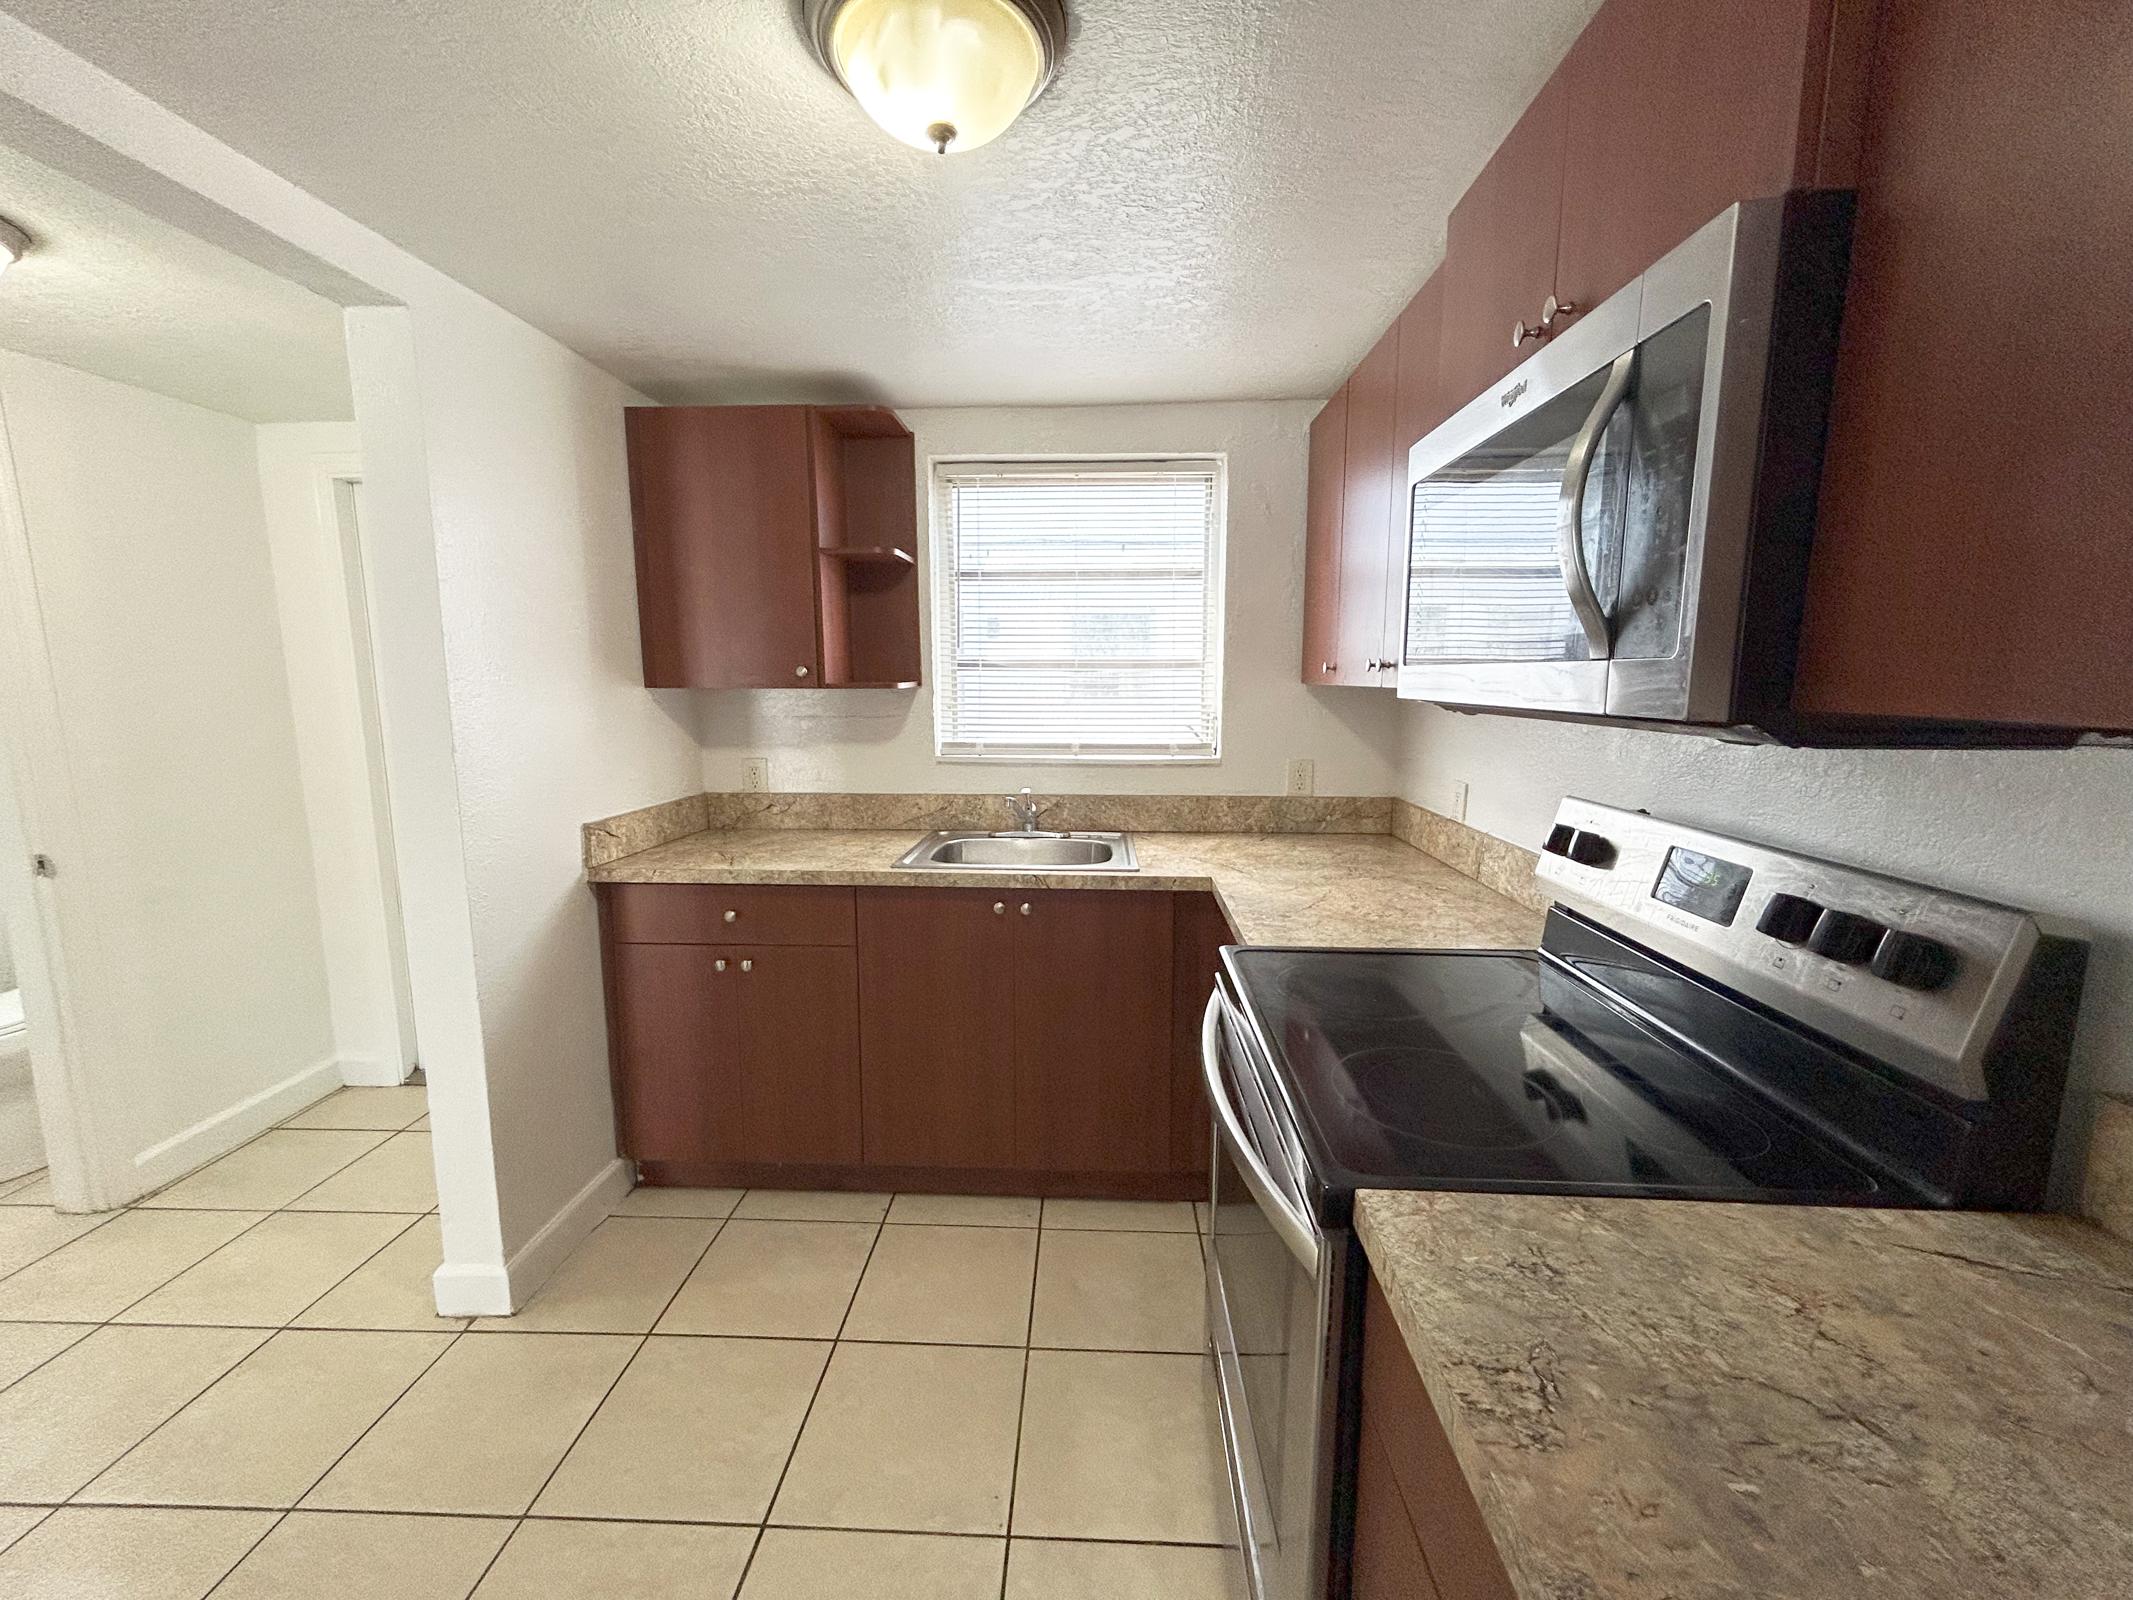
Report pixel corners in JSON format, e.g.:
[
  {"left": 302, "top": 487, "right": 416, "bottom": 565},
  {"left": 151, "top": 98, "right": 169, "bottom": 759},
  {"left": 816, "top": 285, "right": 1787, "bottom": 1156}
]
[{"left": 607, "top": 883, "right": 856, "bottom": 946}]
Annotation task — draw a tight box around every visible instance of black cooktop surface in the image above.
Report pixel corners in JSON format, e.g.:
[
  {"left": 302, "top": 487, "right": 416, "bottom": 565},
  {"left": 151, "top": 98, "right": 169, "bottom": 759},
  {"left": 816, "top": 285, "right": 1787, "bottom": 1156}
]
[{"left": 1220, "top": 941, "right": 1898, "bottom": 1213}]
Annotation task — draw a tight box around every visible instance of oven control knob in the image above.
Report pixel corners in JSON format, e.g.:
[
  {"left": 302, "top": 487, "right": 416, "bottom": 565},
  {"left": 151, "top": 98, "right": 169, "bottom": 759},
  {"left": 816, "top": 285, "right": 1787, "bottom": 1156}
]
[
  {"left": 1870, "top": 931, "right": 1959, "bottom": 991},
  {"left": 1566, "top": 830, "right": 1616, "bottom": 868},
  {"left": 1807, "top": 909, "right": 1886, "bottom": 964},
  {"left": 1756, "top": 892, "right": 1824, "bottom": 944}
]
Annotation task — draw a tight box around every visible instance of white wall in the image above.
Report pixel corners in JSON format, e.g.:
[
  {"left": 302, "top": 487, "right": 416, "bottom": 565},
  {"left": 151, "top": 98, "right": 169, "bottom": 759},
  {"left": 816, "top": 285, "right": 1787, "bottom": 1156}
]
[
  {"left": 0, "top": 19, "right": 703, "bottom": 1303},
  {"left": 256, "top": 421, "right": 413, "bottom": 1086},
  {"left": 1397, "top": 701, "right": 2133, "bottom": 1188},
  {"left": 0, "top": 350, "right": 337, "bottom": 1197},
  {"left": 700, "top": 402, "right": 1400, "bottom": 797}
]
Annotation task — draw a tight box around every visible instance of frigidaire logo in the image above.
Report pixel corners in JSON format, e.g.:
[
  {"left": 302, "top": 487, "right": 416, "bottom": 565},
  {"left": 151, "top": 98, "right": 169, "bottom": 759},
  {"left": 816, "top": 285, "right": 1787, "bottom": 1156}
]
[{"left": 1500, "top": 380, "right": 1528, "bottom": 408}]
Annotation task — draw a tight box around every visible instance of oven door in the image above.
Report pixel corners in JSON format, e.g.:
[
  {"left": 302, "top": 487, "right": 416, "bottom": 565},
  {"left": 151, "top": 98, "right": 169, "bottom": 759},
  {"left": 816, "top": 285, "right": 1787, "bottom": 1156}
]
[{"left": 1203, "top": 984, "right": 1343, "bottom": 1600}]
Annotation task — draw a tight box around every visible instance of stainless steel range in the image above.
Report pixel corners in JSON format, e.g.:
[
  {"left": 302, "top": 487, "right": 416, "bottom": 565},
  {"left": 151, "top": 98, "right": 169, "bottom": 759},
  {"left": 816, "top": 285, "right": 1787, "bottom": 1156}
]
[{"left": 1200, "top": 798, "right": 2090, "bottom": 1600}]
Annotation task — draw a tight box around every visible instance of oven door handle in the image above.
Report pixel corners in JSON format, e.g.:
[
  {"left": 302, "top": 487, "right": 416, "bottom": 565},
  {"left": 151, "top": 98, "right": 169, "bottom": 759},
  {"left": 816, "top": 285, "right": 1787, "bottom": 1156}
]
[
  {"left": 1556, "top": 346, "right": 1635, "bottom": 660},
  {"left": 1202, "top": 991, "right": 1322, "bottom": 1275}
]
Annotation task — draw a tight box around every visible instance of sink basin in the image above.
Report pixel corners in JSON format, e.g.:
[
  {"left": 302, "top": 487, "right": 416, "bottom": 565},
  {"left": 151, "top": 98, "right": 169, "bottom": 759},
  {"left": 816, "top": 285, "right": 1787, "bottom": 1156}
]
[{"left": 893, "top": 831, "right": 1138, "bottom": 872}]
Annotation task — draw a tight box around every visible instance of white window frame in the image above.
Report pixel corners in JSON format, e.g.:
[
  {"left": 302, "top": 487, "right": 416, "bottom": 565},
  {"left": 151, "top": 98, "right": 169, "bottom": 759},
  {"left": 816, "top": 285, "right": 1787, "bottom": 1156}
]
[{"left": 929, "top": 454, "right": 1227, "bottom": 764}]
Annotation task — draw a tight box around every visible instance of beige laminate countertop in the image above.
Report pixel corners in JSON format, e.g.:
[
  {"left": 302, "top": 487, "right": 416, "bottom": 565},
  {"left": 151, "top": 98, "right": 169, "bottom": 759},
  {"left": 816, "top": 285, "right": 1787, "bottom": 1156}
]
[
  {"left": 586, "top": 828, "right": 1548, "bottom": 949},
  {"left": 1356, "top": 1189, "right": 2133, "bottom": 1600}
]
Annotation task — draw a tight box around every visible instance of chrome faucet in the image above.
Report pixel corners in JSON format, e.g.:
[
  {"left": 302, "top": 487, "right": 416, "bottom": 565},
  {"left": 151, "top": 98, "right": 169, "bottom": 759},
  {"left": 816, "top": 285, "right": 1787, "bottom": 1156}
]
[{"left": 1004, "top": 788, "right": 1048, "bottom": 834}]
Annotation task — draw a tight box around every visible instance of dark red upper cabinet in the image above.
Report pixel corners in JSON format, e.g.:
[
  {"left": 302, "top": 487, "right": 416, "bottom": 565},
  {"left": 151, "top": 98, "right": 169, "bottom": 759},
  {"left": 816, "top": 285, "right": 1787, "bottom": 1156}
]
[
  {"left": 1436, "top": 75, "right": 1567, "bottom": 411},
  {"left": 1301, "top": 390, "right": 1349, "bottom": 686},
  {"left": 625, "top": 404, "right": 922, "bottom": 690},
  {"left": 1794, "top": 0, "right": 2133, "bottom": 733},
  {"left": 1385, "top": 271, "right": 1446, "bottom": 670},
  {"left": 1553, "top": 0, "right": 1838, "bottom": 318},
  {"left": 1336, "top": 323, "right": 1401, "bottom": 686}
]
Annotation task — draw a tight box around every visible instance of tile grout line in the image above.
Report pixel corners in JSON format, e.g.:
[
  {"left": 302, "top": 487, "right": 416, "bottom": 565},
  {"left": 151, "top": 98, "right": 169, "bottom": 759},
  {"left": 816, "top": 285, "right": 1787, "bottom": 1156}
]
[
  {"left": 998, "top": 1214, "right": 1046, "bottom": 1598},
  {"left": 503, "top": 1201, "right": 737, "bottom": 1524},
  {"left": 134, "top": 1120, "right": 398, "bottom": 1212},
  {"left": 270, "top": 1212, "right": 433, "bottom": 1332},
  {"left": 725, "top": 1200, "right": 888, "bottom": 1595},
  {"left": 0, "top": 1495, "right": 1242, "bottom": 1546},
  {"left": 0, "top": 1206, "right": 127, "bottom": 1290}
]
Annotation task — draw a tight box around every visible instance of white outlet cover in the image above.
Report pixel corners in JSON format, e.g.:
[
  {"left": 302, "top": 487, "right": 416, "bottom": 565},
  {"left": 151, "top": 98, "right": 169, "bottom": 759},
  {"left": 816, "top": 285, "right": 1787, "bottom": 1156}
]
[
  {"left": 1286, "top": 759, "right": 1315, "bottom": 796},
  {"left": 741, "top": 757, "right": 769, "bottom": 793},
  {"left": 1449, "top": 779, "right": 1469, "bottom": 821}
]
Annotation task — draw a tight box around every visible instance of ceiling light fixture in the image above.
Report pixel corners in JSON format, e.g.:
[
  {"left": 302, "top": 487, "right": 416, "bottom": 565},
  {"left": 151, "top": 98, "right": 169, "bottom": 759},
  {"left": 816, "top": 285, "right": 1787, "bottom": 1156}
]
[
  {"left": 805, "top": 0, "right": 1066, "bottom": 156},
  {"left": 0, "top": 217, "right": 30, "bottom": 276}
]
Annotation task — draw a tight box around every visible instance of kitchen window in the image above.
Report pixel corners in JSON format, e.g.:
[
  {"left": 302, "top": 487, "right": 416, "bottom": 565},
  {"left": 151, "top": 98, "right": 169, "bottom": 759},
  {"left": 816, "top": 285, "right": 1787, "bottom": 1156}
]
[{"left": 932, "top": 458, "right": 1225, "bottom": 761}]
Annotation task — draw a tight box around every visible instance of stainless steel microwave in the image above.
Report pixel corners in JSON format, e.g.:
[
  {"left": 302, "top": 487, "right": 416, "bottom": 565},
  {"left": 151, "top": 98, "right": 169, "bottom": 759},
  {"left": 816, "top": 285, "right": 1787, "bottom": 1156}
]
[{"left": 1397, "top": 192, "right": 1854, "bottom": 730}]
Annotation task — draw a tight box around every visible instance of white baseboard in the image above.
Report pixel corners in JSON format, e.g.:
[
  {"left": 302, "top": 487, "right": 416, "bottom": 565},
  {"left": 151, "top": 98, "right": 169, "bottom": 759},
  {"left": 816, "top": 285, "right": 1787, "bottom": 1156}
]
[
  {"left": 431, "top": 1156, "right": 634, "bottom": 1318},
  {"left": 431, "top": 1258, "right": 511, "bottom": 1318},
  {"left": 127, "top": 1056, "right": 345, "bottom": 1201}
]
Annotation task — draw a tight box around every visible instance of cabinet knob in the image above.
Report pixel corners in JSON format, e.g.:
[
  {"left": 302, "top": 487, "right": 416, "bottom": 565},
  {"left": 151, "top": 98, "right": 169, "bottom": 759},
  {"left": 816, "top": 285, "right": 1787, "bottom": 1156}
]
[
  {"left": 723, "top": 909, "right": 738, "bottom": 923},
  {"left": 1019, "top": 902, "right": 1032, "bottom": 916},
  {"left": 1513, "top": 318, "right": 1545, "bottom": 348},
  {"left": 794, "top": 665, "right": 810, "bottom": 678},
  {"left": 714, "top": 958, "right": 727, "bottom": 972},
  {"left": 1541, "top": 293, "right": 1579, "bottom": 330},
  {"left": 1320, "top": 661, "right": 1333, "bottom": 674},
  {"left": 740, "top": 958, "right": 754, "bottom": 972},
  {"left": 993, "top": 901, "right": 1006, "bottom": 916}
]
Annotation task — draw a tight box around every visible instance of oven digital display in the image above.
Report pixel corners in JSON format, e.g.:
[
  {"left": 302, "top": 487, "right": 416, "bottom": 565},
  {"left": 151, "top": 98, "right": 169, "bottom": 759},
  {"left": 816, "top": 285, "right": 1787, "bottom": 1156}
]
[{"left": 1651, "top": 847, "right": 1753, "bottom": 926}]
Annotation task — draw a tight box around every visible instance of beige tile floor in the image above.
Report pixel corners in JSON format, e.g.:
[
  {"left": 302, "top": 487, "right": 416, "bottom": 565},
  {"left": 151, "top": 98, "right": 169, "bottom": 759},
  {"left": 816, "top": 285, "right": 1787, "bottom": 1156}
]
[{"left": 0, "top": 1087, "right": 1243, "bottom": 1597}]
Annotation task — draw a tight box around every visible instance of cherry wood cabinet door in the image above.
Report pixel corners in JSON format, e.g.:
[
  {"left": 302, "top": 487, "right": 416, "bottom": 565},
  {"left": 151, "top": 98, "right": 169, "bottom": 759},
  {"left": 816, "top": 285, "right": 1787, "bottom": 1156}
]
[
  {"left": 856, "top": 888, "right": 1018, "bottom": 1169},
  {"left": 1013, "top": 891, "right": 1175, "bottom": 1174},
  {"left": 1362, "top": 1279, "right": 1517, "bottom": 1600},
  {"left": 1353, "top": 1419, "right": 1443, "bottom": 1600},
  {"left": 1386, "top": 271, "right": 1447, "bottom": 672},
  {"left": 625, "top": 405, "right": 821, "bottom": 689},
  {"left": 1337, "top": 324, "right": 1401, "bottom": 686},
  {"left": 1554, "top": 0, "right": 1832, "bottom": 318},
  {"left": 1795, "top": 0, "right": 2133, "bottom": 732},
  {"left": 1437, "top": 74, "right": 1567, "bottom": 414},
  {"left": 1301, "top": 389, "right": 1349, "bottom": 685},
  {"left": 728, "top": 945, "right": 862, "bottom": 1165},
  {"left": 608, "top": 943, "right": 737, "bottom": 1163}
]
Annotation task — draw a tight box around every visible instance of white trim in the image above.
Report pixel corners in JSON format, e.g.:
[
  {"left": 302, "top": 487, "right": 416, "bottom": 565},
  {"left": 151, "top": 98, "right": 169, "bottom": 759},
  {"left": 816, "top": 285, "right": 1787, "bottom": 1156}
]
[
  {"left": 130, "top": 1055, "right": 343, "bottom": 1196},
  {"left": 432, "top": 1156, "right": 632, "bottom": 1317}
]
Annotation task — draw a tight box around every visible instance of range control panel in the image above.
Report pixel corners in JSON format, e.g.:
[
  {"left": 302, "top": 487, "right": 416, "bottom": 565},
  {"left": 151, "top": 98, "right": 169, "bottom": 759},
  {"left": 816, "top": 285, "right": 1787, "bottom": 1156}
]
[{"left": 1534, "top": 798, "right": 2062, "bottom": 1102}]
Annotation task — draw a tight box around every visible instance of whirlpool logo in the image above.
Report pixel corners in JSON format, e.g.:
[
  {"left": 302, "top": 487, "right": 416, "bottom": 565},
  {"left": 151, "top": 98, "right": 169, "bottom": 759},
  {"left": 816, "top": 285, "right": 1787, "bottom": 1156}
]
[{"left": 1500, "top": 379, "right": 1528, "bottom": 408}]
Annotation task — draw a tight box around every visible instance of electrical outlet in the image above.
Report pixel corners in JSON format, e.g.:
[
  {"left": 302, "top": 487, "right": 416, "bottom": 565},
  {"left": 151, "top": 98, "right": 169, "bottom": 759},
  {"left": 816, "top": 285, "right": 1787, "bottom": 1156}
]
[
  {"left": 1286, "top": 758, "right": 1315, "bottom": 796},
  {"left": 741, "top": 757, "right": 770, "bottom": 793},
  {"left": 1449, "top": 779, "right": 1469, "bottom": 822}
]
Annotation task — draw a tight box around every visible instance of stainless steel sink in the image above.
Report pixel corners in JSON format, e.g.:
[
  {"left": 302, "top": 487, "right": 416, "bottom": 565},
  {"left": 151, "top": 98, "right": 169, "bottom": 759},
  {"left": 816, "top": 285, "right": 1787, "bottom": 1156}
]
[{"left": 892, "top": 830, "right": 1138, "bottom": 872}]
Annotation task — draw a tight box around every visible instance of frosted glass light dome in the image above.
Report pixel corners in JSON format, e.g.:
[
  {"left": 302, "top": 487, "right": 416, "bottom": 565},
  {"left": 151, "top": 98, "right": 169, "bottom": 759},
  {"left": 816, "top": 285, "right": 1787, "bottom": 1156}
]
[{"left": 820, "top": 0, "right": 1058, "bottom": 155}]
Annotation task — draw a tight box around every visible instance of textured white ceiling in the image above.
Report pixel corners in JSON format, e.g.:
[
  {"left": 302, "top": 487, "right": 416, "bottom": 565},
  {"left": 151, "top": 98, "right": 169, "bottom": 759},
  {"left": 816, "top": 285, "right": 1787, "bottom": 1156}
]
[
  {"left": 1, "top": 0, "right": 1600, "bottom": 407},
  {"left": 0, "top": 140, "right": 351, "bottom": 422}
]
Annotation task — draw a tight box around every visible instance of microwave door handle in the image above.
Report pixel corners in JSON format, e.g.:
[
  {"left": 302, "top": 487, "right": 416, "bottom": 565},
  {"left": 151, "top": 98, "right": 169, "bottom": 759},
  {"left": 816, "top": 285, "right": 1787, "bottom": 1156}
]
[
  {"left": 1557, "top": 347, "right": 1636, "bottom": 660},
  {"left": 1201, "top": 992, "right": 1321, "bottom": 1274}
]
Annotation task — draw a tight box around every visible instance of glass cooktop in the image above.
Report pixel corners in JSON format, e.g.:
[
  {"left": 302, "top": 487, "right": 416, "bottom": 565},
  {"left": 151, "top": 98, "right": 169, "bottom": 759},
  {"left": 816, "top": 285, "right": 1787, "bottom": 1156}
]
[{"left": 1220, "top": 942, "right": 1895, "bottom": 1211}]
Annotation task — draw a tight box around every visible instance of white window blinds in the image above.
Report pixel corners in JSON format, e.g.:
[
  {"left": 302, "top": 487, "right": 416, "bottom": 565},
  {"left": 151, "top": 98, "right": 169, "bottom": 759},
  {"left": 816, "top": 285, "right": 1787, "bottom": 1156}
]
[{"left": 933, "top": 459, "right": 1224, "bottom": 761}]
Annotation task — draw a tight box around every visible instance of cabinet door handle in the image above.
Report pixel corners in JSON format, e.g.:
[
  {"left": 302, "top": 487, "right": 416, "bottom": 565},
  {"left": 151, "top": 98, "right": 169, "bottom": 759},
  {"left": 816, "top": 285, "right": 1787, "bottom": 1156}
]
[
  {"left": 1513, "top": 318, "right": 1546, "bottom": 348},
  {"left": 1319, "top": 661, "right": 1333, "bottom": 675},
  {"left": 1019, "top": 902, "right": 1032, "bottom": 916},
  {"left": 714, "top": 959, "right": 727, "bottom": 972},
  {"left": 723, "top": 909, "right": 738, "bottom": 923},
  {"left": 794, "top": 665, "right": 810, "bottom": 678},
  {"left": 740, "top": 958, "right": 753, "bottom": 972},
  {"left": 993, "top": 901, "right": 1006, "bottom": 916}
]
